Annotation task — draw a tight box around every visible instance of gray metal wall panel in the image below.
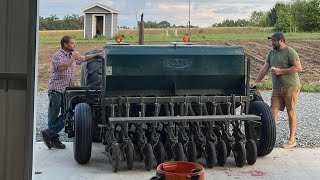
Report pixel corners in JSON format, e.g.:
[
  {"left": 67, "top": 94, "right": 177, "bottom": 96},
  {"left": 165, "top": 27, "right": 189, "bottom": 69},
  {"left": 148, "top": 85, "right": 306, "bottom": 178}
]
[
  {"left": 113, "top": 14, "right": 118, "bottom": 36},
  {"left": 0, "top": 0, "right": 7, "bottom": 72},
  {"left": 6, "top": 0, "right": 29, "bottom": 73},
  {"left": 0, "top": 86, "right": 6, "bottom": 180},
  {"left": 0, "top": 0, "right": 36, "bottom": 179},
  {"left": 0, "top": 0, "right": 7, "bottom": 176},
  {"left": 105, "top": 14, "right": 112, "bottom": 37},
  {"left": 85, "top": 14, "right": 92, "bottom": 38},
  {"left": 83, "top": 6, "right": 110, "bottom": 13},
  {"left": 6, "top": 90, "right": 27, "bottom": 180}
]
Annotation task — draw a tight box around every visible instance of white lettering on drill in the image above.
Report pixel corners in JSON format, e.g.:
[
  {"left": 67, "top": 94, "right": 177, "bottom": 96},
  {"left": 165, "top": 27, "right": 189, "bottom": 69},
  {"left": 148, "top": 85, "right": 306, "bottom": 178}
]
[
  {"left": 162, "top": 59, "right": 192, "bottom": 70},
  {"left": 106, "top": 66, "right": 112, "bottom": 75}
]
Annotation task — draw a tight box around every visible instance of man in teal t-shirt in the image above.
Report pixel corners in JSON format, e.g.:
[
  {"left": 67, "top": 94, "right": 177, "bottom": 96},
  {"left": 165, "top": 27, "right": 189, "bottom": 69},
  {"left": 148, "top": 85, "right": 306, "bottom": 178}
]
[{"left": 251, "top": 32, "right": 302, "bottom": 149}]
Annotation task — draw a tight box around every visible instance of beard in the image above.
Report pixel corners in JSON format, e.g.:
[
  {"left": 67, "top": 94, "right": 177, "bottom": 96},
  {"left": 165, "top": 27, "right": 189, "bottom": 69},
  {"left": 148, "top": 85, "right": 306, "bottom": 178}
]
[{"left": 273, "top": 44, "right": 280, "bottom": 50}]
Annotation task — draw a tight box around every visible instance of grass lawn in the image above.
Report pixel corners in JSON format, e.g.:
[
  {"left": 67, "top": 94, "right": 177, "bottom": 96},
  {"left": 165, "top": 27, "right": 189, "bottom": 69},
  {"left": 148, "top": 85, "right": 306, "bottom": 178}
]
[{"left": 39, "top": 27, "right": 320, "bottom": 44}]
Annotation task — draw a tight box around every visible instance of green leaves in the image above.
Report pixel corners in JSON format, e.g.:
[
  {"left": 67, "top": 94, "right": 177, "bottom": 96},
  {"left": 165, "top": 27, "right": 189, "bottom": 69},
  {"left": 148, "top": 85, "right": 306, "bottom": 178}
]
[
  {"left": 39, "top": 14, "right": 84, "bottom": 30},
  {"left": 212, "top": 0, "right": 320, "bottom": 33}
]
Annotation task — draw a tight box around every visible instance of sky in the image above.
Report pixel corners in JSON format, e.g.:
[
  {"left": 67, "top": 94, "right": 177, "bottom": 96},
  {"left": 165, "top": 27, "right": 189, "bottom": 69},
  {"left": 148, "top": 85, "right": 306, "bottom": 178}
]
[{"left": 39, "top": 0, "right": 291, "bottom": 28}]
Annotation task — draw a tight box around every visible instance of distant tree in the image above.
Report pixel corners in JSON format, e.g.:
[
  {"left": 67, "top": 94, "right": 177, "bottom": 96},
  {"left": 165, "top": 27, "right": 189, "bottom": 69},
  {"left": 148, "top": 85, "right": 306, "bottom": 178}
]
[
  {"left": 273, "top": 0, "right": 320, "bottom": 32},
  {"left": 267, "top": 2, "right": 286, "bottom": 27},
  {"left": 62, "top": 14, "right": 83, "bottom": 30},
  {"left": 237, "top": 19, "right": 251, "bottom": 26},
  {"left": 158, "top": 21, "right": 171, "bottom": 28},
  {"left": 292, "top": 0, "right": 320, "bottom": 32},
  {"left": 250, "top": 11, "right": 268, "bottom": 27},
  {"left": 274, "top": 5, "right": 291, "bottom": 32},
  {"left": 144, "top": 21, "right": 159, "bottom": 28},
  {"left": 210, "top": 0, "right": 320, "bottom": 32},
  {"left": 212, "top": 19, "right": 250, "bottom": 27},
  {"left": 39, "top": 14, "right": 84, "bottom": 30},
  {"left": 119, "top": 26, "right": 130, "bottom": 29},
  {"left": 39, "top": 16, "right": 48, "bottom": 30},
  {"left": 39, "top": 15, "right": 62, "bottom": 30}
]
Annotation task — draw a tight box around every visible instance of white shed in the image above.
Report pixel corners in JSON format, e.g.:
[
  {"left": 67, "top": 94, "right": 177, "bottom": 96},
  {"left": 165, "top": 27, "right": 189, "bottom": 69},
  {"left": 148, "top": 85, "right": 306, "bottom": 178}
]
[{"left": 81, "top": 3, "right": 119, "bottom": 38}]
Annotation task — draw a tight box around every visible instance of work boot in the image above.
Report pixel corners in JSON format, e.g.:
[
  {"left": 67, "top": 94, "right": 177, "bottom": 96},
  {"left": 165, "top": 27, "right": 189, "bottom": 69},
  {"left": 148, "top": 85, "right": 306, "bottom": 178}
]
[
  {"left": 282, "top": 140, "right": 297, "bottom": 149},
  {"left": 41, "top": 130, "right": 52, "bottom": 149},
  {"left": 52, "top": 141, "right": 66, "bottom": 149}
]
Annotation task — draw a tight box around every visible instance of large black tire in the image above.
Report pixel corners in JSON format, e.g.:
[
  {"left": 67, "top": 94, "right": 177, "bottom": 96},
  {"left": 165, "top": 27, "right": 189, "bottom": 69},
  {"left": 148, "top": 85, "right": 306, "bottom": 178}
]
[
  {"left": 245, "top": 101, "right": 276, "bottom": 156},
  {"left": 81, "top": 50, "right": 103, "bottom": 142},
  {"left": 187, "top": 141, "right": 197, "bottom": 163},
  {"left": 144, "top": 143, "right": 154, "bottom": 171},
  {"left": 154, "top": 141, "right": 165, "bottom": 165},
  {"left": 80, "top": 63, "right": 86, "bottom": 86},
  {"left": 81, "top": 50, "right": 103, "bottom": 87},
  {"left": 174, "top": 142, "right": 184, "bottom": 161},
  {"left": 216, "top": 140, "right": 227, "bottom": 166},
  {"left": 246, "top": 139, "right": 258, "bottom": 165},
  {"left": 112, "top": 143, "right": 121, "bottom": 173},
  {"left": 125, "top": 142, "right": 134, "bottom": 170},
  {"left": 73, "top": 103, "right": 93, "bottom": 164},
  {"left": 233, "top": 141, "right": 246, "bottom": 167},
  {"left": 205, "top": 141, "right": 217, "bottom": 168}
]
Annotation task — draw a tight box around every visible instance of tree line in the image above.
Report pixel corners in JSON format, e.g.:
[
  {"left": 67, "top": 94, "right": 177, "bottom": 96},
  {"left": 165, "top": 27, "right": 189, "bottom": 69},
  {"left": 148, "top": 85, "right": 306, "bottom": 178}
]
[
  {"left": 213, "top": 0, "right": 320, "bottom": 32},
  {"left": 39, "top": 0, "right": 320, "bottom": 32},
  {"left": 142, "top": 21, "right": 198, "bottom": 28},
  {"left": 39, "top": 14, "right": 83, "bottom": 30}
]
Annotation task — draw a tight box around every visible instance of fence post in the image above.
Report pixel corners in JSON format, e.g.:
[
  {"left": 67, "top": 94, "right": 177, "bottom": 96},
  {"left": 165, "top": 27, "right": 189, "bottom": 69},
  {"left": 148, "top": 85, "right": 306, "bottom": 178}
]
[{"left": 138, "top": 14, "right": 144, "bottom": 45}]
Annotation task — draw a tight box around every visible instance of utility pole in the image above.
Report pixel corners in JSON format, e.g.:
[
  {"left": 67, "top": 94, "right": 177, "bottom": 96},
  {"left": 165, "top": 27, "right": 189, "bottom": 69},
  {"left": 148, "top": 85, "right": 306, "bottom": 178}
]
[
  {"left": 138, "top": 13, "right": 144, "bottom": 45},
  {"left": 289, "top": 1, "right": 292, "bottom": 32},
  {"left": 188, "top": 0, "right": 191, "bottom": 42}
]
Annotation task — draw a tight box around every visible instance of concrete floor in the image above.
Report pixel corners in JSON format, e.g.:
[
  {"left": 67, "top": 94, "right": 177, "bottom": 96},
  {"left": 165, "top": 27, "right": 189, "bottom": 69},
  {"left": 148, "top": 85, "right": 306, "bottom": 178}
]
[{"left": 33, "top": 142, "right": 320, "bottom": 180}]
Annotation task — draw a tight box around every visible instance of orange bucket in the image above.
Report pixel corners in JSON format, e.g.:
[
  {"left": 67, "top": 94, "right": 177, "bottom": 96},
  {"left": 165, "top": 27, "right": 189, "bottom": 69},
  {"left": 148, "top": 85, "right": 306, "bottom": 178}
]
[{"left": 150, "top": 161, "right": 205, "bottom": 180}]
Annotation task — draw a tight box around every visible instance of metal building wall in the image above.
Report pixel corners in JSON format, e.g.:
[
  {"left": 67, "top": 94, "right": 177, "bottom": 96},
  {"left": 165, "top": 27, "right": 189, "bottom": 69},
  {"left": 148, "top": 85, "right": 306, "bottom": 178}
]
[{"left": 0, "top": 0, "right": 37, "bottom": 179}]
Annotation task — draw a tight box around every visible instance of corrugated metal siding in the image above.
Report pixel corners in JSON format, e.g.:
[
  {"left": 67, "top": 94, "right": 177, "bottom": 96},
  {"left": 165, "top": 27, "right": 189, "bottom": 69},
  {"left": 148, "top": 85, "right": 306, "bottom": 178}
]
[
  {"left": 6, "top": 88, "right": 27, "bottom": 179},
  {"left": 0, "top": 83, "right": 5, "bottom": 180},
  {"left": 0, "top": 0, "right": 36, "bottom": 179},
  {"left": 113, "top": 14, "right": 118, "bottom": 37},
  {"left": 105, "top": 14, "right": 112, "bottom": 37},
  {"left": 83, "top": 6, "right": 110, "bottom": 13},
  {"left": 2, "top": 3, "right": 28, "bottom": 73},
  {"left": 85, "top": 14, "right": 93, "bottom": 38},
  {"left": 0, "top": 0, "right": 6, "bottom": 73}
]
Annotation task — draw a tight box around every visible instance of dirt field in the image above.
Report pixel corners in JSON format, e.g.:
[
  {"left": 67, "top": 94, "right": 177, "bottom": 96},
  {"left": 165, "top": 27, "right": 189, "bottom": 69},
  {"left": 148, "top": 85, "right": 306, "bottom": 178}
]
[{"left": 38, "top": 40, "right": 320, "bottom": 92}]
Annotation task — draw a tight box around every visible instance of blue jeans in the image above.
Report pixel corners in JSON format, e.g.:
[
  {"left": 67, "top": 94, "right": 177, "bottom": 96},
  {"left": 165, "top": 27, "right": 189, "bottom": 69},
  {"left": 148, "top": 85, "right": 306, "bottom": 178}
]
[{"left": 45, "top": 91, "right": 65, "bottom": 143}]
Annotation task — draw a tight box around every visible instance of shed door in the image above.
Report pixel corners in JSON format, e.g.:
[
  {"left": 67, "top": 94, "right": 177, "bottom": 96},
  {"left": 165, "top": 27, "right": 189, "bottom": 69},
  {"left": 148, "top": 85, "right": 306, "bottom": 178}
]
[
  {"left": 96, "top": 16, "right": 104, "bottom": 36},
  {"left": 92, "top": 14, "right": 105, "bottom": 38}
]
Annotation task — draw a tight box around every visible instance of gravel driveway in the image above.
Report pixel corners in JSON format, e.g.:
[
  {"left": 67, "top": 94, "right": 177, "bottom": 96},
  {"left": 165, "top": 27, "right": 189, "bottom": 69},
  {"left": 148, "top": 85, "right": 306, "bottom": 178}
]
[{"left": 35, "top": 91, "right": 320, "bottom": 148}]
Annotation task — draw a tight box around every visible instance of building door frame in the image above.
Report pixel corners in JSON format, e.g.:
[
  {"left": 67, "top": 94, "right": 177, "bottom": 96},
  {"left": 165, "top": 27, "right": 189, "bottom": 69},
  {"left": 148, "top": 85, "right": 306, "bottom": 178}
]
[{"left": 92, "top": 14, "right": 105, "bottom": 38}]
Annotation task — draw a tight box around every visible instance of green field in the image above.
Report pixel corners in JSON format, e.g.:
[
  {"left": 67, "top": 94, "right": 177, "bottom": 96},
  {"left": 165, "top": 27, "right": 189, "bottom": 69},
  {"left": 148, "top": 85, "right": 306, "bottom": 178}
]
[{"left": 39, "top": 27, "right": 320, "bottom": 44}]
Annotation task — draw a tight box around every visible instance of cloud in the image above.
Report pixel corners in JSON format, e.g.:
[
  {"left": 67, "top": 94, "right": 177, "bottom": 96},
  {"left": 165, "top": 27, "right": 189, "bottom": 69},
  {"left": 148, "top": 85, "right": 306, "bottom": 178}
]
[
  {"left": 214, "top": 7, "right": 242, "bottom": 14},
  {"left": 39, "top": 0, "right": 291, "bottom": 28}
]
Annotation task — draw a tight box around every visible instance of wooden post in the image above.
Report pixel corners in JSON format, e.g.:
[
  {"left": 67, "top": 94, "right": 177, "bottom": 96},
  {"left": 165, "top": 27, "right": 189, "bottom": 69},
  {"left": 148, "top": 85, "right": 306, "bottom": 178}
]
[{"left": 138, "top": 13, "right": 144, "bottom": 45}]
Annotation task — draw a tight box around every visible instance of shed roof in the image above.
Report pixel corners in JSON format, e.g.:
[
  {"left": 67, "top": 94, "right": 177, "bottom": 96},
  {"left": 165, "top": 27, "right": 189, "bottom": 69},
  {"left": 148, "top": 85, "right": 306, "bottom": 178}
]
[{"left": 81, "top": 3, "right": 119, "bottom": 14}]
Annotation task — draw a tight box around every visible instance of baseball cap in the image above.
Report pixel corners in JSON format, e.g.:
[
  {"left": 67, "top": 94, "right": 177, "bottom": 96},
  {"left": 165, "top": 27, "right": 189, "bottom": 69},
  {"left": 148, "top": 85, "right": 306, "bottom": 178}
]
[{"left": 268, "top": 32, "right": 285, "bottom": 41}]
